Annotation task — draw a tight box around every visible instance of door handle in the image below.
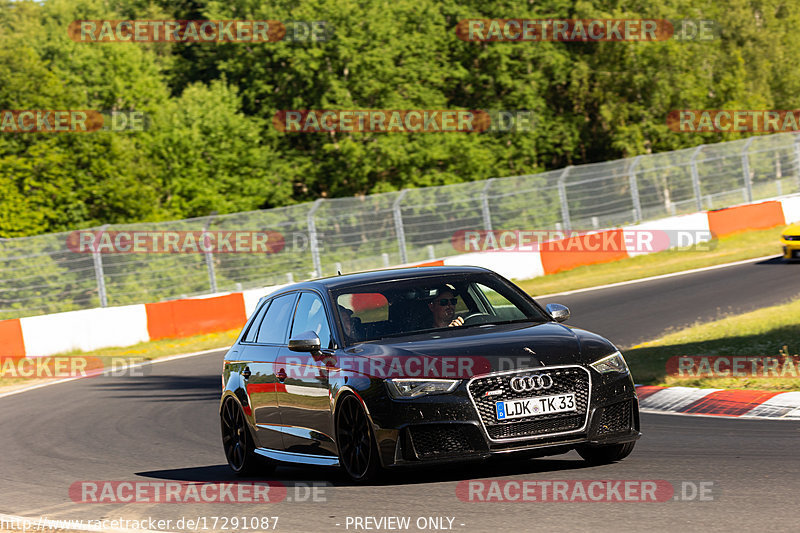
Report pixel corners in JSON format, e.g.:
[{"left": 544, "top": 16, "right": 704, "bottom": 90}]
[
  {"left": 277, "top": 368, "right": 287, "bottom": 382},
  {"left": 242, "top": 367, "right": 252, "bottom": 380}
]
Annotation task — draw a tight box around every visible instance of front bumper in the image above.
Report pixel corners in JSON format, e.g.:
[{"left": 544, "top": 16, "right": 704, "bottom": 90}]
[
  {"left": 781, "top": 241, "right": 800, "bottom": 259},
  {"left": 368, "top": 366, "right": 640, "bottom": 467}
]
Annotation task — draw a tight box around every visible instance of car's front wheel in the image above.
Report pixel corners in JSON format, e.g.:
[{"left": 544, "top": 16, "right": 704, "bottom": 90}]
[
  {"left": 221, "top": 397, "right": 271, "bottom": 476},
  {"left": 336, "top": 394, "right": 381, "bottom": 483},
  {"left": 577, "top": 441, "right": 635, "bottom": 465}
]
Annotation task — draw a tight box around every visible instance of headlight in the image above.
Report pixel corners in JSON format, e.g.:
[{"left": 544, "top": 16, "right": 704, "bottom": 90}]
[
  {"left": 385, "top": 379, "right": 460, "bottom": 398},
  {"left": 590, "top": 351, "right": 629, "bottom": 374}
]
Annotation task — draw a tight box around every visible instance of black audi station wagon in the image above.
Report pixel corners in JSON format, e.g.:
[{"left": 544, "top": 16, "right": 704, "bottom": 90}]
[{"left": 220, "top": 266, "right": 640, "bottom": 482}]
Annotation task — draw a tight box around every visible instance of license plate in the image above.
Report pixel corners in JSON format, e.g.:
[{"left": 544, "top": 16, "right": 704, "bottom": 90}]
[{"left": 496, "top": 393, "right": 576, "bottom": 420}]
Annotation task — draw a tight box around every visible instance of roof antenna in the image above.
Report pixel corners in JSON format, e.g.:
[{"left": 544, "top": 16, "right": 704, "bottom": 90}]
[{"left": 337, "top": 269, "right": 342, "bottom": 275}]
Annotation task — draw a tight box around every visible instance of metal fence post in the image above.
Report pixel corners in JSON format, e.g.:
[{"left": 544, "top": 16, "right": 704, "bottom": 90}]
[
  {"left": 741, "top": 137, "right": 756, "bottom": 203},
  {"left": 92, "top": 225, "right": 108, "bottom": 307},
  {"left": 793, "top": 134, "right": 800, "bottom": 189},
  {"left": 481, "top": 178, "right": 495, "bottom": 231},
  {"left": 203, "top": 214, "right": 217, "bottom": 294},
  {"left": 628, "top": 155, "right": 643, "bottom": 223},
  {"left": 307, "top": 199, "right": 324, "bottom": 277},
  {"left": 392, "top": 190, "right": 409, "bottom": 264},
  {"left": 557, "top": 166, "right": 573, "bottom": 231},
  {"left": 690, "top": 145, "right": 705, "bottom": 211}
]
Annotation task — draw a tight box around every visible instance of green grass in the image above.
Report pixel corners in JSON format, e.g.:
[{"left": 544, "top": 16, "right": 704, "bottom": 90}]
[
  {"left": 625, "top": 297, "right": 800, "bottom": 390},
  {"left": 517, "top": 226, "right": 784, "bottom": 296}
]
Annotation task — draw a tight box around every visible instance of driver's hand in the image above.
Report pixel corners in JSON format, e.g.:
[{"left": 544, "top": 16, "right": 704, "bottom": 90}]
[{"left": 448, "top": 316, "right": 464, "bottom": 327}]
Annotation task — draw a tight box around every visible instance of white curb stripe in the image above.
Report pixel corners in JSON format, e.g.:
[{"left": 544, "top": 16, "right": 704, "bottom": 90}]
[
  {"left": 638, "top": 386, "right": 722, "bottom": 413},
  {"left": 739, "top": 391, "right": 800, "bottom": 419}
]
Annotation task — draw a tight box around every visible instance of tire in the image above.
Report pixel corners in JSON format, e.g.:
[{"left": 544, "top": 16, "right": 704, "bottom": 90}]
[
  {"left": 220, "top": 397, "right": 272, "bottom": 476},
  {"left": 577, "top": 441, "right": 635, "bottom": 466},
  {"left": 336, "top": 394, "right": 381, "bottom": 483}
]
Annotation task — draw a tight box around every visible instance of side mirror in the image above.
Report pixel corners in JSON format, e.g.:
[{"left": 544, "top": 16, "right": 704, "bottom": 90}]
[
  {"left": 288, "top": 331, "right": 321, "bottom": 352},
  {"left": 545, "top": 303, "right": 570, "bottom": 323}
]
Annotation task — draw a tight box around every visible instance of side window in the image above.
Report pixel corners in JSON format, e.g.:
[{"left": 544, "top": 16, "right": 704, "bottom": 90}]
[
  {"left": 244, "top": 299, "right": 271, "bottom": 343},
  {"left": 256, "top": 293, "right": 297, "bottom": 344},
  {"left": 290, "top": 292, "right": 332, "bottom": 349}
]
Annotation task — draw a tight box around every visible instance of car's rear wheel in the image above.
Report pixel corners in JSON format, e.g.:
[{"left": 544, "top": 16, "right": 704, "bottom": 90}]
[
  {"left": 221, "top": 397, "right": 270, "bottom": 476},
  {"left": 336, "top": 394, "right": 381, "bottom": 483},
  {"left": 577, "top": 441, "right": 635, "bottom": 465}
]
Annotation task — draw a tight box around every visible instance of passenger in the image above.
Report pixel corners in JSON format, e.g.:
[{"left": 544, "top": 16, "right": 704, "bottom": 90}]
[{"left": 428, "top": 286, "right": 464, "bottom": 328}]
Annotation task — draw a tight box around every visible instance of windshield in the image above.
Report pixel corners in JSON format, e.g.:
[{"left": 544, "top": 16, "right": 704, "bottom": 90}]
[{"left": 333, "top": 273, "right": 549, "bottom": 344}]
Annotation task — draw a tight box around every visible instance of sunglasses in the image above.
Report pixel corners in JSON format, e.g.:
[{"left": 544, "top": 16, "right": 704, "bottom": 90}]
[{"left": 436, "top": 298, "right": 458, "bottom": 306}]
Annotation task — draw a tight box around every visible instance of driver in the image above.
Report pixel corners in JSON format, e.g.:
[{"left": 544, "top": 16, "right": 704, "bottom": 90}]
[
  {"left": 428, "top": 286, "right": 464, "bottom": 328},
  {"left": 338, "top": 304, "right": 356, "bottom": 339}
]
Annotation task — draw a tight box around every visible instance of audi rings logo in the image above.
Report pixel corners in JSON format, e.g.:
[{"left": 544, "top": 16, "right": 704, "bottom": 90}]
[{"left": 509, "top": 374, "right": 553, "bottom": 392}]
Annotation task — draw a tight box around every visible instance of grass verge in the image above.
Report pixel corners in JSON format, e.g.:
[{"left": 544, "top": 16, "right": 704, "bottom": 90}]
[
  {"left": 517, "top": 226, "right": 784, "bottom": 296},
  {"left": 626, "top": 297, "right": 800, "bottom": 390}
]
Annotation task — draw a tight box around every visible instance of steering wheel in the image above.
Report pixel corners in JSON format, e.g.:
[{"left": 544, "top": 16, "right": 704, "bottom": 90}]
[{"left": 461, "top": 312, "right": 492, "bottom": 326}]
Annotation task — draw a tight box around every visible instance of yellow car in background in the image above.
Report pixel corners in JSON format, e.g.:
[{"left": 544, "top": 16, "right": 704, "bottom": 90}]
[{"left": 781, "top": 223, "right": 800, "bottom": 260}]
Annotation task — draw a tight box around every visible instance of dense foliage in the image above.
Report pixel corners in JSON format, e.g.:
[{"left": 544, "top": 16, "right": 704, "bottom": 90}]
[{"left": 1, "top": 0, "right": 798, "bottom": 237}]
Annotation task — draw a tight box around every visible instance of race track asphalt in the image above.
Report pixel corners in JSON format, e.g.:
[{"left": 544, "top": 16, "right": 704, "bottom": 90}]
[{"left": 1, "top": 255, "right": 799, "bottom": 533}]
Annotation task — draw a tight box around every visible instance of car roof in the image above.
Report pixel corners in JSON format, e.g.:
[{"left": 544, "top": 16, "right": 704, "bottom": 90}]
[{"left": 277, "top": 265, "right": 494, "bottom": 293}]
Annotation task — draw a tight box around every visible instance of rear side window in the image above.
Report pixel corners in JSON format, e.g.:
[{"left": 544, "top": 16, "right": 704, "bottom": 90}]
[
  {"left": 290, "top": 292, "right": 332, "bottom": 349},
  {"left": 243, "top": 300, "right": 270, "bottom": 343},
  {"left": 256, "top": 293, "right": 297, "bottom": 344}
]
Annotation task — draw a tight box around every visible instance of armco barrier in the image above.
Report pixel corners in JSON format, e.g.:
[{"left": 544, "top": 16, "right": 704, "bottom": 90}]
[
  {"left": 145, "top": 293, "right": 247, "bottom": 340},
  {"left": 0, "top": 319, "right": 25, "bottom": 356},
  {"left": 539, "top": 229, "right": 628, "bottom": 275},
  {"left": 621, "top": 212, "right": 711, "bottom": 258},
  {"left": 20, "top": 304, "right": 149, "bottom": 357},
  {"left": 443, "top": 252, "right": 544, "bottom": 280},
  {"left": 1, "top": 196, "right": 796, "bottom": 359},
  {"left": 707, "top": 200, "right": 786, "bottom": 238},
  {"left": 779, "top": 196, "right": 800, "bottom": 223}
]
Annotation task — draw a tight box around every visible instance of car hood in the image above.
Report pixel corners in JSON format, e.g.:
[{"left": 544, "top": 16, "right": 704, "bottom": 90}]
[
  {"left": 336, "top": 321, "right": 617, "bottom": 379},
  {"left": 784, "top": 223, "right": 800, "bottom": 236}
]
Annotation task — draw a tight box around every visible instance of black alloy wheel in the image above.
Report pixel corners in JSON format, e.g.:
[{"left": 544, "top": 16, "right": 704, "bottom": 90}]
[
  {"left": 221, "top": 397, "right": 270, "bottom": 476},
  {"left": 336, "top": 394, "right": 380, "bottom": 483}
]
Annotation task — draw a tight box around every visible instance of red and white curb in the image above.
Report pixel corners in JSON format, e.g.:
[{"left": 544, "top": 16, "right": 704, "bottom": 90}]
[{"left": 636, "top": 385, "right": 800, "bottom": 419}]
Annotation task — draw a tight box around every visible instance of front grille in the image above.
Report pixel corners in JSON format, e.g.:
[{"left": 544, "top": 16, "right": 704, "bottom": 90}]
[
  {"left": 468, "top": 366, "right": 590, "bottom": 441},
  {"left": 596, "top": 400, "right": 632, "bottom": 436},
  {"left": 784, "top": 235, "right": 800, "bottom": 241},
  {"left": 408, "top": 424, "right": 484, "bottom": 459}
]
